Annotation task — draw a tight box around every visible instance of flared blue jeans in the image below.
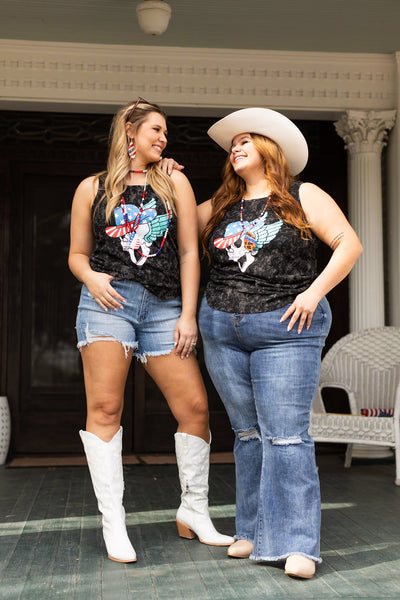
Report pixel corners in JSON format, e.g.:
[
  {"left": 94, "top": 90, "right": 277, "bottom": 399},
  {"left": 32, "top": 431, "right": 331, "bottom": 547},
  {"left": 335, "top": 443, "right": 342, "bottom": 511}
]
[{"left": 199, "top": 296, "right": 332, "bottom": 563}]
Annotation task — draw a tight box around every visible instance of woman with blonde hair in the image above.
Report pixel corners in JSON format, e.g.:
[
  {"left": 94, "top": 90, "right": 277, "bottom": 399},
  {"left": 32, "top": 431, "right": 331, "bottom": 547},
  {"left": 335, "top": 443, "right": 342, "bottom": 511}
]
[
  {"left": 69, "top": 98, "right": 233, "bottom": 563},
  {"left": 196, "top": 108, "right": 362, "bottom": 578}
]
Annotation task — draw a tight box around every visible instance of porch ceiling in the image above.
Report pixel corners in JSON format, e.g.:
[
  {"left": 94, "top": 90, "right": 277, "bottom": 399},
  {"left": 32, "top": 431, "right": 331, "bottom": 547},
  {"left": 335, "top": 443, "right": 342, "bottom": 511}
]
[{"left": 1, "top": 0, "right": 399, "bottom": 54}]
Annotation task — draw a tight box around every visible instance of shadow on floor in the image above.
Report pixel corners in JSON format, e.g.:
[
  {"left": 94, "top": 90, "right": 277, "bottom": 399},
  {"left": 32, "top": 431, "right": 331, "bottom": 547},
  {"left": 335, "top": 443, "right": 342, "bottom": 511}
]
[{"left": 1, "top": 453, "right": 400, "bottom": 599}]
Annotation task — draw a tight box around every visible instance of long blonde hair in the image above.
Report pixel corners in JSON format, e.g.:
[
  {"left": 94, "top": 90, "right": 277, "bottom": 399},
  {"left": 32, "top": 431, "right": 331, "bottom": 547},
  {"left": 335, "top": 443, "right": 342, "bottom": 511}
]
[
  {"left": 98, "top": 100, "right": 176, "bottom": 222},
  {"left": 201, "top": 133, "right": 311, "bottom": 256}
]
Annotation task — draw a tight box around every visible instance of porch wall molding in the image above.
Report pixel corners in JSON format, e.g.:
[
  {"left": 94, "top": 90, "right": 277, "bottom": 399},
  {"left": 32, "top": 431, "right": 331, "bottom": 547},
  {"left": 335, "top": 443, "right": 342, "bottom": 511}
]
[{"left": 0, "top": 39, "right": 396, "bottom": 115}]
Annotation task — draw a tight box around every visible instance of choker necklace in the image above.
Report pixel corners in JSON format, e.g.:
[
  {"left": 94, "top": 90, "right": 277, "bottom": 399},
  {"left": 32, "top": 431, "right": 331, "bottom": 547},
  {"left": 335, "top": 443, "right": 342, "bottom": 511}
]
[
  {"left": 120, "top": 170, "right": 172, "bottom": 257},
  {"left": 129, "top": 169, "right": 147, "bottom": 173},
  {"left": 240, "top": 195, "right": 271, "bottom": 230}
]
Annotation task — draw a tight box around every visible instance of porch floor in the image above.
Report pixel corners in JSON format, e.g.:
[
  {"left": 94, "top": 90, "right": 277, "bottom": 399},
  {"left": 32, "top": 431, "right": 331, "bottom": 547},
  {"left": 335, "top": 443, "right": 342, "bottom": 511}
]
[{"left": 1, "top": 452, "right": 400, "bottom": 599}]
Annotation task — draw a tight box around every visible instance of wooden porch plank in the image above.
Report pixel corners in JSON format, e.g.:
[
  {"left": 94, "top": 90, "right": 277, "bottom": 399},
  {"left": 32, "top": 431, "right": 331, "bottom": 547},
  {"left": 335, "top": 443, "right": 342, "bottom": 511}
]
[
  {"left": 0, "top": 469, "right": 47, "bottom": 576},
  {"left": 318, "top": 456, "right": 400, "bottom": 598},
  {"left": 18, "top": 469, "right": 73, "bottom": 599},
  {"left": 73, "top": 471, "right": 103, "bottom": 600},
  {"left": 45, "top": 469, "right": 86, "bottom": 599},
  {"left": 2, "top": 456, "right": 400, "bottom": 599}
]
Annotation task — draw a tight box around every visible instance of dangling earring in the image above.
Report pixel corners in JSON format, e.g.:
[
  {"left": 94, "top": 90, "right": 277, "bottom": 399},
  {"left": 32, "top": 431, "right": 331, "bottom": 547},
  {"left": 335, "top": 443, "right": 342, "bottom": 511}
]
[{"left": 128, "top": 140, "right": 136, "bottom": 160}]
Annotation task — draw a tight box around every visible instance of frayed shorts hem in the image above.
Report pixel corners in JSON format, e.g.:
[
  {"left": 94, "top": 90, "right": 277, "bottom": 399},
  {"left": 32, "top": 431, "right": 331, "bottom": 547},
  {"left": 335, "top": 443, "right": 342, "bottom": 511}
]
[
  {"left": 77, "top": 339, "right": 173, "bottom": 363},
  {"left": 133, "top": 348, "right": 173, "bottom": 364},
  {"left": 250, "top": 551, "right": 322, "bottom": 564},
  {"left": 77, "top": 338, "right": 138, "bottom": 359}
]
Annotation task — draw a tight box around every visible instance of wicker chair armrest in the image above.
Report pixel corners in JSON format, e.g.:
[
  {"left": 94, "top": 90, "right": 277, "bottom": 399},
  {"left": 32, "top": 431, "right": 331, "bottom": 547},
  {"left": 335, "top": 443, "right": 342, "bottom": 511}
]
[{"left": 312, "top": 383, "right": 357, "bottom": 415}]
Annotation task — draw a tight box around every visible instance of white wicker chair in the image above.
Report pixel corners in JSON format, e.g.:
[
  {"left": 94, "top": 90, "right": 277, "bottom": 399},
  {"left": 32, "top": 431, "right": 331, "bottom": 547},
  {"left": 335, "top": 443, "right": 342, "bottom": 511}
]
[{"left": 309, "top": 326, "right": 400, "bottom": 485}]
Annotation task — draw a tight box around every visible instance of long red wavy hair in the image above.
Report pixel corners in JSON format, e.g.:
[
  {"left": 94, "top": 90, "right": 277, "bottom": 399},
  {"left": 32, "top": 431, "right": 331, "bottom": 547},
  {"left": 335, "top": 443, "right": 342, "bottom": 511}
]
[{"left": 201, "top": 134, "right": 311, "bottom": 257}]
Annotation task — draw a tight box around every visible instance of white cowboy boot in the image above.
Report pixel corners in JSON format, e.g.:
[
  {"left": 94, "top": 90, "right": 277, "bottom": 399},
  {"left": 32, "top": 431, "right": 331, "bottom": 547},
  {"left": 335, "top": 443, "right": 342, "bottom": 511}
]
[
  {"left": 174, "top": 432, "right": 234, "bottom": 546},
  {"left": 79, "top": 427, "right": 137, "bottom": 563}
]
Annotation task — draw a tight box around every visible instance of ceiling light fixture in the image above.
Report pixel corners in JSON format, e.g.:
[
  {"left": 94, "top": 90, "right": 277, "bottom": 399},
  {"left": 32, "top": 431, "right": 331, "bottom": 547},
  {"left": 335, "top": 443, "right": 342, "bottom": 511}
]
[{"left": 136, "top": 0, "right": 172, "bottom": 36}]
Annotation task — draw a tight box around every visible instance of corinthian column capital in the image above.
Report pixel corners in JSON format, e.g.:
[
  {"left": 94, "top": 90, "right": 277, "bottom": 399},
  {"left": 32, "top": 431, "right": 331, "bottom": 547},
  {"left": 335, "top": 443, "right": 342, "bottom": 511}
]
[{"left": 334, "top": 109, "right": 396, "bottom": 155}]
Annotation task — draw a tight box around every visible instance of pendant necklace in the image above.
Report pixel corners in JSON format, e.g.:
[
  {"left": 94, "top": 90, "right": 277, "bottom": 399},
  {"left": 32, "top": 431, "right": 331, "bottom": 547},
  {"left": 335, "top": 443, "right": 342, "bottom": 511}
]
[
  {"left": 239, "top": 195, "right": 271, "bottom": 231},
  {"left": 120, "top": 169, "right": 172, "bottom": 257}
]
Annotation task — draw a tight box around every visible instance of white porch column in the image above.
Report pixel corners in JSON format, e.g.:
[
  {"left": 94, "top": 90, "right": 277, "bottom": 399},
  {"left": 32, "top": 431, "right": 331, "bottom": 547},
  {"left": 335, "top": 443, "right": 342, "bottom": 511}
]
[
  {"left": 387, "top": 53, "right": 400, "bottom": 326},
  {"left": 335, "top": 110, "right": 396, "bottom": 332},
  {"left": 335, "top": 111, "right": 396, "bottom": 460}
]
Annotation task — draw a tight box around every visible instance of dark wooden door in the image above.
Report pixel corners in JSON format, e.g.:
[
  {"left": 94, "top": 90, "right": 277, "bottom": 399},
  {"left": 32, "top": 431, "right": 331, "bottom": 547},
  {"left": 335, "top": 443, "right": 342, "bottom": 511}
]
[
  {"left": 1, "top": 112, "right": 348, "bottom": 456},
  {"left": 5, "top": 147, "right": 122, "bottom": 453}
]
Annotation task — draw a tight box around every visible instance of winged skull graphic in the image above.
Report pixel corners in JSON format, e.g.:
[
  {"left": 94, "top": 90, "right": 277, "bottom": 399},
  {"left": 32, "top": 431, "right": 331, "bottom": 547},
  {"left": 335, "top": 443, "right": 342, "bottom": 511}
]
[
  {"left": 105, "top": 199, "right": 170, "bottom": 266},
  {"left": 214, "top": 214, "right": 283, "bottom": 272}
]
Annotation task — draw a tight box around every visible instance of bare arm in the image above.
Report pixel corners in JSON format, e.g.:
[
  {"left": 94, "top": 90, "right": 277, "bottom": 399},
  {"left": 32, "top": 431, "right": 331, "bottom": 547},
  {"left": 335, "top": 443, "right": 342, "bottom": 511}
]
[
  {"left": 68, "top": 176, "right": 125, "bottom": 311},
  {"left": 197, "top": 199, "right": 213, "bottom": 236},
  {"left": 281, "top": 182, "right": 363, "bottom": 333},
  {"left": 171, "top": 170, "right": 200, "bottom": 358}
]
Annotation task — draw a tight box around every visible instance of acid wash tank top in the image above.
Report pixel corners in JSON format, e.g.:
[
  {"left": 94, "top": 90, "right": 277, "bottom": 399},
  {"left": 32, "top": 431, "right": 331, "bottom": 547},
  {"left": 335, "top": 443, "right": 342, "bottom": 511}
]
[
  {"left": 89, "top": 183, "right": 180, "bottom": 300},
  {"left": 205, "top": 181, "right": 319, "bottom": 313}
]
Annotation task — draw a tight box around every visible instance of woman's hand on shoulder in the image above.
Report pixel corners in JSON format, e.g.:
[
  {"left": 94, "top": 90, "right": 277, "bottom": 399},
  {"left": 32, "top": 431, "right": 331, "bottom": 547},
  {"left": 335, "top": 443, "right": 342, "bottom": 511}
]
[{"left": 158, "top": 157, "right": 184, "bottom": 176}]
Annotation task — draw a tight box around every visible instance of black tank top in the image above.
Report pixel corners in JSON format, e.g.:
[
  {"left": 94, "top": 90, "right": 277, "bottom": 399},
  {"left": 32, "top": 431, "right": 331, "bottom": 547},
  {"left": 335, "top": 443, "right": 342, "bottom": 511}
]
[
  {"left": 89, "top": 183, "right": 180, "bottom": 300},
  {"left": 205, "top": 181, "right": 318, "bottom": 313}
]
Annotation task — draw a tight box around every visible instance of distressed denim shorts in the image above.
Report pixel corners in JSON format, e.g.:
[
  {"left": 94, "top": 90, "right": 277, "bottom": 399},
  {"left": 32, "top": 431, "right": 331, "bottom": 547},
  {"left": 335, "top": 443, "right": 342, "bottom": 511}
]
[{"left": 76, "top": 279, "right": 181, "bottom": 362}]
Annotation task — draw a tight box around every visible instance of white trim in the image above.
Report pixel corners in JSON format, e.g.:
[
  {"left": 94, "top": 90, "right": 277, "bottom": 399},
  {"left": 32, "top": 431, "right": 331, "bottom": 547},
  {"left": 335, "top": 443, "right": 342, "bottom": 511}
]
[{"left": 0, "top": 39, "right": 396, "bottom": 116}]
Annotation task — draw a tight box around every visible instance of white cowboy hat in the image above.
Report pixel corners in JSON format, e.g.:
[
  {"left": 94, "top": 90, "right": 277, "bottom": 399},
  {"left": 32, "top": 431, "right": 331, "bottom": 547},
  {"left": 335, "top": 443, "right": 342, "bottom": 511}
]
[{"left": 207, "top": 107, "right": 308, "bottom": 175}]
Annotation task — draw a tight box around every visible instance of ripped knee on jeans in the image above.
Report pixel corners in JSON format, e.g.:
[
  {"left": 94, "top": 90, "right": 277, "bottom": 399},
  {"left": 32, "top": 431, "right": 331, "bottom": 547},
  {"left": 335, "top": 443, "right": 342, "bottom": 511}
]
[
  {"left": 237, "top": 427, "right": 261, "bottom": 442},
  {"left": 271, "top": 436, "right": 303, "bottom": 446}
]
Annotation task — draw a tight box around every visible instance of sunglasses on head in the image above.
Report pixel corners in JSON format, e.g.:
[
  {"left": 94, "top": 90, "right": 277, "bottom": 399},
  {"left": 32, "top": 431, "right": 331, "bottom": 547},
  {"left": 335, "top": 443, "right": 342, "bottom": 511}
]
[{"left": 126, "top": 97, "right": 149, "bottom": 122}]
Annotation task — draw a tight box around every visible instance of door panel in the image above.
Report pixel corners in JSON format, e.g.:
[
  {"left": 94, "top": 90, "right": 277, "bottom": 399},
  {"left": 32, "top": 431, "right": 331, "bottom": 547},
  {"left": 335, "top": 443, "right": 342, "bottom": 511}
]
[{"left": 8, "top": 159, "right": 122, "bottom": 452}]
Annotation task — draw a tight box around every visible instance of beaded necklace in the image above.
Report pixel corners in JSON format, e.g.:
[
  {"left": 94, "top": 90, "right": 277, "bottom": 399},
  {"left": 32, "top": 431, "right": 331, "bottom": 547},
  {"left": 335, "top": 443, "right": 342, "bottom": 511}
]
[
  {"left": 239, "top": 195, "right": 271, "bottom": 230},
  {"left": 120, "top": 169, "right": 172, "bottom": 257}
]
